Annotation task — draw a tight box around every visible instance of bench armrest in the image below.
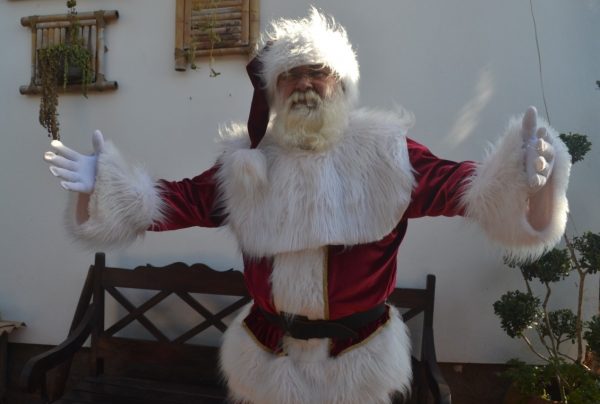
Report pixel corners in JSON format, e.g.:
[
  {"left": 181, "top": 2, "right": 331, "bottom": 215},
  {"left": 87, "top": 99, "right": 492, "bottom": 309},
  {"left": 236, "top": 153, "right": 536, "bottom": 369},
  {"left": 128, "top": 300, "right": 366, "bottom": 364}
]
[
  {"left": 421, "top": 325, "right": 451, "bottom": 404},
  {"left": 19, "top": 303, "right": 98, "bottom": 394}
]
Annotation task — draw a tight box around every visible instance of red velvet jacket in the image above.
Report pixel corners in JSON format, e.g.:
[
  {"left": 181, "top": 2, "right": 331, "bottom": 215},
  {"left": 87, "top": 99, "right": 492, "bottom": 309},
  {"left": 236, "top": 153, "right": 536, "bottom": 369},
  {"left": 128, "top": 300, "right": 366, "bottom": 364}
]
[{"left": 151, "top": 138, "right": 476, "bottom": 355}]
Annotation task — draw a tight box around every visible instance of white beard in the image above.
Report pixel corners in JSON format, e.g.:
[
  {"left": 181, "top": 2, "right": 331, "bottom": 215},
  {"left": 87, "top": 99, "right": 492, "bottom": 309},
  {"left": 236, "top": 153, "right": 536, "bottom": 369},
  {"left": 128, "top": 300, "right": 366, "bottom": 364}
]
[{"left": 270, "top": 86, "right": 349, "bottom": 152}]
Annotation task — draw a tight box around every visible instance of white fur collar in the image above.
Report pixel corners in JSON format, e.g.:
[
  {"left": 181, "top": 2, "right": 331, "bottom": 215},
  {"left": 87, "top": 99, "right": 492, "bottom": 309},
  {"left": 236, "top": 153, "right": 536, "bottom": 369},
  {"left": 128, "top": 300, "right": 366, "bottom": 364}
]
[{"left": 216, "top": 108, "right": 415, "bottom": 257}]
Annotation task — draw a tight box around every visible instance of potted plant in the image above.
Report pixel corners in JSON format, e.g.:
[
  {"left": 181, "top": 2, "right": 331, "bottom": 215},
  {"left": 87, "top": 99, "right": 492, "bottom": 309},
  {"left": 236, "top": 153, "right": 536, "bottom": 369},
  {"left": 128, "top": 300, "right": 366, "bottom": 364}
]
[
  {"left": 494, "top": 132, "right": 600, "bottom": 403},
  {"left": 38, "top": 0, "right": 93, "bottom": 140}
]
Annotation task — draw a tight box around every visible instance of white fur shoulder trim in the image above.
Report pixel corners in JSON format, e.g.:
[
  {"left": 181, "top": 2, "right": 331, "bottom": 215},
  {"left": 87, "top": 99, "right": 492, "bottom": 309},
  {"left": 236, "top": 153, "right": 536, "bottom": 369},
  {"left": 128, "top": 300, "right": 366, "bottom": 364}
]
[
  {"left": 216, "top": 109, "right": 415, "bottom": 256},
  {"left": 65, "top": 141, "right": 166, "bottom": 249},
  {"left": 460, "top": 115, "right": 570, "bottom": 261}
]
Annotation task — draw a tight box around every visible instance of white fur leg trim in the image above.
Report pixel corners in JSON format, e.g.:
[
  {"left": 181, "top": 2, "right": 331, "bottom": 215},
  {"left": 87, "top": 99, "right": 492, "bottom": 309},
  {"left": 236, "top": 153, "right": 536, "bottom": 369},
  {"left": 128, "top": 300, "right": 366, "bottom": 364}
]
[
  {"left": 65, "top": 141, "right": 165, "bottom": 249},
  {"left": 461, "top": 115, "right": 571, "bottom": 261}
]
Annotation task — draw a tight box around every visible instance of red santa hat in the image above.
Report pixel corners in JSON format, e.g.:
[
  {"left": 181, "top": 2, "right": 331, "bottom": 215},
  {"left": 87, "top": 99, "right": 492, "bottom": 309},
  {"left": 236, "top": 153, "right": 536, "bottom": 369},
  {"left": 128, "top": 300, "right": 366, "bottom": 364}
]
[{"left": 246, "top": 7, "right": 360, "bottom": 148}]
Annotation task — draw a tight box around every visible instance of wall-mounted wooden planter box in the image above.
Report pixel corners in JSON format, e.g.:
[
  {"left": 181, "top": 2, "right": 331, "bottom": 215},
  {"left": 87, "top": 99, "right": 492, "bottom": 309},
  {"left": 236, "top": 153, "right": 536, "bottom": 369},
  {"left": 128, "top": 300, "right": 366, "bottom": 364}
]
[{"left": 20, "top": 10, "right": 119, "bottom": 95}]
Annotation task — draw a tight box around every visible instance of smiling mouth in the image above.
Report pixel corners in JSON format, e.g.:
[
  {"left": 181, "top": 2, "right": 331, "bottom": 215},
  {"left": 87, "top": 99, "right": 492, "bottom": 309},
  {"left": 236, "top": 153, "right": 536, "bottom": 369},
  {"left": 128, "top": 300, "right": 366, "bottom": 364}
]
[{"left": 291, "top": 100, "right": 318, "bottom": 109}]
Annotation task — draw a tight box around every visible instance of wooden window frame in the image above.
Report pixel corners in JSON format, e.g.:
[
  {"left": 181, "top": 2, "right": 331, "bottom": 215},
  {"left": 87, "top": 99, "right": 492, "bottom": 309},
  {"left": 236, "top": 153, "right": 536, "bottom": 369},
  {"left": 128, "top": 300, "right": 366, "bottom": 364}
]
[
  {"left": 19, "top": 10, "right": 119, "bottom": 95},
  {"left": 175, "top": 0, "right": 260, "bottom": 71}
]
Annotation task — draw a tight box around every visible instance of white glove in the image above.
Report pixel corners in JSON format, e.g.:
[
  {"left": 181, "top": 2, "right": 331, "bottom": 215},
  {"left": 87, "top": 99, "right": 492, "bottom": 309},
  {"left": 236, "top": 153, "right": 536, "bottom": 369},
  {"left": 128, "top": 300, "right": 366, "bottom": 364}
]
[
  {"left": 44, "top": 130, "right": 105, "bottom": 193},
  {"left": 521, "top": 106, "right": 554, "bottom": 193}
]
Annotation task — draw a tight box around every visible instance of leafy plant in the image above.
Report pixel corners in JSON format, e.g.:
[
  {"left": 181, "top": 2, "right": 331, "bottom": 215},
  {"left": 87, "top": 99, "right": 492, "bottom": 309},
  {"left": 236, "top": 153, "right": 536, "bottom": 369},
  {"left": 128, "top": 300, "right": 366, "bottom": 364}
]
[
  {"left": 504, "top": 359, "right": 600, "bottom": 404},
  {"left": 494, "top": 133, "right": 600, "bottom": 402},
  {"left": 38, "top": 0, "right": 93, "bottom": 140}
]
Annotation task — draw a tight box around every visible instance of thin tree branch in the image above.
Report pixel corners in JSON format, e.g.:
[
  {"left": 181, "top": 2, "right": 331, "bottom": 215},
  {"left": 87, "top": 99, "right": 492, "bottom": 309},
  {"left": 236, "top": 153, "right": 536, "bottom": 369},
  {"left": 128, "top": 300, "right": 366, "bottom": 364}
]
[
  {"left": 523, "top": 275, "right": 553, "bottom": 356},
  {"left": 521, "top": 334, "right": 550, "bottom": 363},
  {"left": 564, "top": 233, "right": 586, "bottom": 363},
  {"left": 542, "top": 282, "right": 560, "bottom": 358}
]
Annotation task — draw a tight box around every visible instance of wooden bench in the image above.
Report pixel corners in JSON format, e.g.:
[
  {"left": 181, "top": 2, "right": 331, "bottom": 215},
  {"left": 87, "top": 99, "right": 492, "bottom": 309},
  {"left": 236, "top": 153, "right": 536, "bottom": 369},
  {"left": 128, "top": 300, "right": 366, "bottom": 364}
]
[{"left": 20, "top": 252, "right": 451, "bottom": 404}]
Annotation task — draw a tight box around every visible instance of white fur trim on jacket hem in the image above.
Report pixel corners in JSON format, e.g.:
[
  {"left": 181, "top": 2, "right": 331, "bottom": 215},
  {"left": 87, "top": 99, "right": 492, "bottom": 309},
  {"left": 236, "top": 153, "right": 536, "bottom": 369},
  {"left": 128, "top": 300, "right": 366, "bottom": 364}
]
[
  {"left": 220, "top": 304, "right": 412, "bottom": 404},
  {"left": 65, "top": 141, "right": 165, "bottom": 250},
  {"left": 460, "top": 115, "right": 570, "bottom": 261}
]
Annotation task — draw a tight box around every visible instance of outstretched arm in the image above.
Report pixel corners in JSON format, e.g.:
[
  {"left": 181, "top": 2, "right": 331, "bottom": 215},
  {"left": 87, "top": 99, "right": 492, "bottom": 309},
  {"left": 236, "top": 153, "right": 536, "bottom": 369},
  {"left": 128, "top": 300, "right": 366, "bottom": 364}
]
[
  {"left": 405, "top": 107, "right": 570, "bottom": 260},
  {"left": 43, "top": 131, "right": 223, "bottom": 249}
]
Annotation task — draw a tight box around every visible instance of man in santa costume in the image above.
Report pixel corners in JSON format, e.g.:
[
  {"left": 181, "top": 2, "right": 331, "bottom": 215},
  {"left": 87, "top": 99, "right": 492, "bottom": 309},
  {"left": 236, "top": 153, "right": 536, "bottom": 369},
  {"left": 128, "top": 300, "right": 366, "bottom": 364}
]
[{"left": 44, "top": 8, "right": 570, "bottom": 404}]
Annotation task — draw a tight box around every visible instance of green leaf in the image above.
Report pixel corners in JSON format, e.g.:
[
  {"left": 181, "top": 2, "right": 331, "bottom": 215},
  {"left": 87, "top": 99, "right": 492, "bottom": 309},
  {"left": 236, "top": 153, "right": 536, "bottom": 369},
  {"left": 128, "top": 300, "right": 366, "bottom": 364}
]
[
  {"left": 559, "top": 132, "right": 592, "bottom": 164},
  {"left": 573, "top": 232, "right": 600, "bottom": 274},
  {"left": 517, "top": 248, "right": 572, "bottom": 283},
  {"left": 494, "top": 291, "right": 543, "bottom": 338}
]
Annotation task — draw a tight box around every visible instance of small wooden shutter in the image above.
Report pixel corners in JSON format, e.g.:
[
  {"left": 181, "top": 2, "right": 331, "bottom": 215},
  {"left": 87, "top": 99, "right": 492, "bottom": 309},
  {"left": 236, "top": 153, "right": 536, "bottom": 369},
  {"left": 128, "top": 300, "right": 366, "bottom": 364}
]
[{"left": 175, "top": 0, "right": 259, "bottom": 71}]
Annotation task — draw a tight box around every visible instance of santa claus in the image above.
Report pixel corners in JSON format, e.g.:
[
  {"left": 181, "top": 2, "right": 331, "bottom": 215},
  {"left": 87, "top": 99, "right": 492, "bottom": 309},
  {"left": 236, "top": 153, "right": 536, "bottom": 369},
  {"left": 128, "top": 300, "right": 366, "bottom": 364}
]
[{"left": 44, "top": 8, "right": 571, "bottom": 404}]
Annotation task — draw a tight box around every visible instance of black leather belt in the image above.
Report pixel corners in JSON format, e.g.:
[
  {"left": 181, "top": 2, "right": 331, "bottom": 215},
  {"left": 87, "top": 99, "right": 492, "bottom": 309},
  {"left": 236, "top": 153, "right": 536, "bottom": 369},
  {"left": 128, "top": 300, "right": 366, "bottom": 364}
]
[{"left": 259, "top": 304, "right": 387, "bottom": 340}]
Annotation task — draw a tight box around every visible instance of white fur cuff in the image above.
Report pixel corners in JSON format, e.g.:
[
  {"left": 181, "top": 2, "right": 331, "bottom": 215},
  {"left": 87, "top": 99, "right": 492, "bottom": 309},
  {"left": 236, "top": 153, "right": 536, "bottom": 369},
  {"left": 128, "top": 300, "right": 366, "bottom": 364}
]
[
  {"left": 65, "top": 141, "right": 165, "bottom": 249},
  {"left": 461, "top": 116, "right": 571, "bottom": 260}
]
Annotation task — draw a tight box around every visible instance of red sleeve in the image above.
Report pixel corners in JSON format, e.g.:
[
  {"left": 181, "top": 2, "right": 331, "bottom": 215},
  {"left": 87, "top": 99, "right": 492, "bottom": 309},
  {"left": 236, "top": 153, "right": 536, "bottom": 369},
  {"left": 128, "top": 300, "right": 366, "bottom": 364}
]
[
  {"left": 150, "top": 164, "right": 225, "bottom": 231},
  {"left": 403, "top": 137, "right": 477, "bottom": 219}
]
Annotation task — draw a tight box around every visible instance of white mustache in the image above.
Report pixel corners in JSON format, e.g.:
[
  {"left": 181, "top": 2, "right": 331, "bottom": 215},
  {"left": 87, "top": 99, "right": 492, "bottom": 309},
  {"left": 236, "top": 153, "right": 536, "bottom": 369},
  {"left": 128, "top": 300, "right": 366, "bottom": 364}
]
[{"left": 288, "top": 90, "right": 322, "bottom": 109}]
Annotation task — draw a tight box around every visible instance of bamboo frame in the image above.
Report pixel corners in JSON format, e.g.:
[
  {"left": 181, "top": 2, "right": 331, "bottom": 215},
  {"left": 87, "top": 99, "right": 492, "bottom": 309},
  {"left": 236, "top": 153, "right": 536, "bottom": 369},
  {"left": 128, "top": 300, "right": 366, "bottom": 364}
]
[
  {"left": 29, "top": 19, "right": 37, "bottom": 86},
  {"left": 175, "top": 0, "right": 187, "bottom": 70},
  {"left": 19, "top": 81, "right": 119, "bottom": 95},
  {"left": 21, "top": 11, "right": 118, "bottom": 26},
  {"left": 19, "top": 10, "right": 119, "bottom": 95},
  {"left": 240, "top": 0, "right": 249, "bottom": 46},
  {"left": 191, "top": 12, "right": 243, "bottom": 22},
  {"left": 248, "top": 0, "right": 259, "bottom": 57},
  {"left": 191, "top": 24, "right": 242, "bottom": 35},
  {"left": 195, "top": 0, "right": 243, "bottom": 8},
  {"left": 35, "top": 20, "right": 97, "bottom": 29},
  {"left": 175, "top": 0, "right": 259, "bottom": 71}
]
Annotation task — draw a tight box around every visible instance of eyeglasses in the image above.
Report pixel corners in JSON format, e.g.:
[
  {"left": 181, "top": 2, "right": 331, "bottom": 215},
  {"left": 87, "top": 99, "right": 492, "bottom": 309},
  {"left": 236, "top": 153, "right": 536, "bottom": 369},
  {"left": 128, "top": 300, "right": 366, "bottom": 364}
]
[{"left": 278, "top": 65, "right": 335, "bottom": 84}]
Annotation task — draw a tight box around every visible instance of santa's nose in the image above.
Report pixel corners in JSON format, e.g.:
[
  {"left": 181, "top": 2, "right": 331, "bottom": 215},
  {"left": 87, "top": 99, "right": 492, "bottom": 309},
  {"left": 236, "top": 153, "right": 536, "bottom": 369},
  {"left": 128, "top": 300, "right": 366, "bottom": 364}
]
[{"left": 294, "top": 75, "right": 313, "bottom": 91}]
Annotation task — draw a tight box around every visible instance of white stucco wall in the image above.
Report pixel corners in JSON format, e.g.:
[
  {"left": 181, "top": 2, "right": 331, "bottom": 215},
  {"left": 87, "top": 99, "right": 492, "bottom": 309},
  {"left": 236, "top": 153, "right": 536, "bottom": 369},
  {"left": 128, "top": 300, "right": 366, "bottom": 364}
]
[{"left": 1, "top": 0, "right": 598, "bottom": 364}]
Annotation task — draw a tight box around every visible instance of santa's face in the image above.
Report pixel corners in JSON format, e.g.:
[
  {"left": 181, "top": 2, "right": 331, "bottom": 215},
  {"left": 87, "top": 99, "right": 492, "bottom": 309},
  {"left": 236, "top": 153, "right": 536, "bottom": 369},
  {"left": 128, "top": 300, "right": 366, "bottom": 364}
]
[
  {"left": 272, "top": 64, "right": 348, "bottom": 152},
  {"left": 276, "top": 64, "right": 338, "bottom": 101}
]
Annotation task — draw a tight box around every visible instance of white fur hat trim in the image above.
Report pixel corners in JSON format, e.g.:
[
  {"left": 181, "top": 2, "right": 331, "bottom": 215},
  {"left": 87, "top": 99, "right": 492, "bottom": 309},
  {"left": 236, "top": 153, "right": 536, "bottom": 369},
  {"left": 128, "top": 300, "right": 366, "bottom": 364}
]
[{"left": 258, "top": 7, "right": 360, "bottom": 105}]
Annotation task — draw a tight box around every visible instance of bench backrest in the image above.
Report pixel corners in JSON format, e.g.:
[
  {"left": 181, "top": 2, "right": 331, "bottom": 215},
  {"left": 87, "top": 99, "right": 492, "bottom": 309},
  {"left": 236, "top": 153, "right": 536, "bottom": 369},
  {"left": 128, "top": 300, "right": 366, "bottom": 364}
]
[{"left": 83, "top": 253, "right": 250, "bottom": 384}]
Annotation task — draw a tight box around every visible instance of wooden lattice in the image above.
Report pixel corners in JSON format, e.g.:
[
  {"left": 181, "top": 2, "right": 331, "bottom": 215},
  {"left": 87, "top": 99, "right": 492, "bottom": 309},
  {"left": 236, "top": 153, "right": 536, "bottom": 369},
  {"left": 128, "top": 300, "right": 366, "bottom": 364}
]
[
  {"left": 104, "top": 286, "right": 251, "bottom": 344},
  {"left": 175, "top": 0, "right": 260, "bottom": 71},
  {"left": 99, "top": 261, "right": 251, "bottom": 345},
  {"left": 19, "top": 10, "right": 119, "bottom": 95}
]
